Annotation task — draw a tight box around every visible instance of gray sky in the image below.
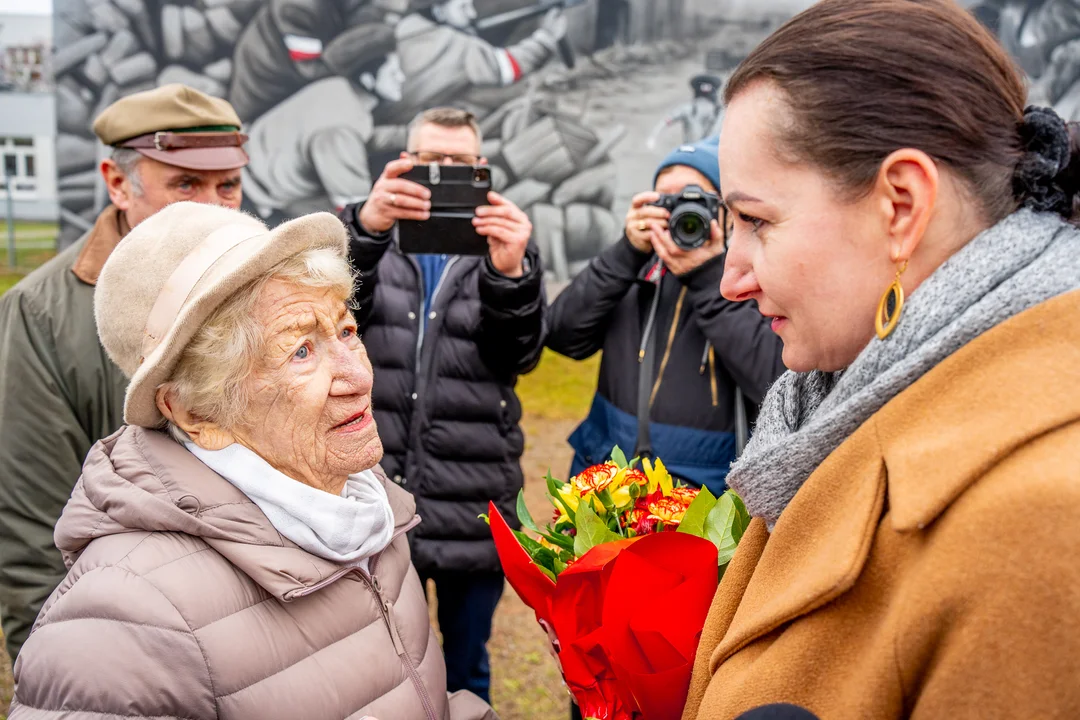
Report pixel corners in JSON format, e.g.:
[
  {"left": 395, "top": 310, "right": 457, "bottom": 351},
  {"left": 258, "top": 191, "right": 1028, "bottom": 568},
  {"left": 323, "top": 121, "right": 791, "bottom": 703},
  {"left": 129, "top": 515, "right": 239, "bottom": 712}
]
[{"left": 0, "top": 0, "right": 50, "bottom": 15}]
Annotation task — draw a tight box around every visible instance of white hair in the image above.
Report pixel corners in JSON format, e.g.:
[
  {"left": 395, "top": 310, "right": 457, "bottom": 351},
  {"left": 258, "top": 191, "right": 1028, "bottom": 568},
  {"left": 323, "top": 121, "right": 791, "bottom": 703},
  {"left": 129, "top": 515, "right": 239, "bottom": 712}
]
[
  {"left": 163, "top": 246, "right": 356, "bottom": 444},
  {"left": 110, "top": 147, "right": 144, "bottom": 196}
]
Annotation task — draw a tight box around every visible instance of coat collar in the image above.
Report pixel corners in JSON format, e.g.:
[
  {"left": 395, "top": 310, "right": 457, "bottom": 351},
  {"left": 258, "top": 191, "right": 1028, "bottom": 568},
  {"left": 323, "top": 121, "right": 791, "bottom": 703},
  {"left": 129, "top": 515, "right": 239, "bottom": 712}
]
[
  {"left": 709, "top": 288, "right": 1080, "bottom": 670},
  {"left": 880, "top": 288, "right": 1080, "bottom": 531},
  {"left": 60, "top": 426, "right": 418, "bottom": 601},
  {"left": 71, "top": 205, "right": 130, "bottom": 286}
]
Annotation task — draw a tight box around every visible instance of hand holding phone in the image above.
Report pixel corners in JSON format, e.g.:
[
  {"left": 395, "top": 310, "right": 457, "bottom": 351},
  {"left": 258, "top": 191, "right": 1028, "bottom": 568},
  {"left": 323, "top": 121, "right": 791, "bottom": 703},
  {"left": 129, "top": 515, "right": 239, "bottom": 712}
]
[
  {"left": 474, "top": 191, "right": 532, "bottom": 278},
  {"left": 358, "top": 158, "right": 432, "bottom": 234},
  {"left": 398, "top": 164, "right": 494, "bottom": 257}
]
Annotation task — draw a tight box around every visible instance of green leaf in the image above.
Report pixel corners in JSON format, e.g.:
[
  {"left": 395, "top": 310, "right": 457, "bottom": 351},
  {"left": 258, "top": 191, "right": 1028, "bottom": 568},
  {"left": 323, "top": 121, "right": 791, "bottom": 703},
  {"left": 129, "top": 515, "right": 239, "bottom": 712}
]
[
  {"left": 704, "top": 491, "right": 751, "bottom": 567},
  {"left": 534, "top": 546, "right": 560, "bottom": 572},
  {"left": 731, "top": 492, "right": 751, "bottom": 544},
  {"left": 546, "top": 472, "right": 577, "bottom": 525},
  {"left": 511, "top": 528, "right": 545, "bottom": 557},
  {"left": 574, "top": 500, "right": 622, "bottom": 557},
  {"left": 516, "top": 489, "right": 540, "bottom": 533},
  {"left": 536, "top": 564, "right": 557, "bottom": 582},
  {"left": 478, "top": 513, "right": 490, "bottom": 525},
  {"left": 540, "top": 530, "right": 576, "bottom": 552},
  {"left": 676, "top": 486, "right": 717, "bottom": 537},
  {"left": 610, "top": 445, "right": 628, "bottom": 469}
]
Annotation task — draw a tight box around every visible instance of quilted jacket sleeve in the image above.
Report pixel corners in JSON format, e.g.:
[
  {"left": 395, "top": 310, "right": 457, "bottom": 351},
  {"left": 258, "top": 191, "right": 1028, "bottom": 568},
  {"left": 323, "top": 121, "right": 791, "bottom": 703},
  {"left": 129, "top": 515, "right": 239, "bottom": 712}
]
[
  {"left": 476, "top": 244, "right": 545, "bottom": 380},
  {"left": 8, "top": 565, "right": 217, "bottom": 720},
  {"left": 341, "top": 202, "right": 394, "bottom": 334},
  {"left": 545, "top": 234, "right": 653, "bottom": 360}
]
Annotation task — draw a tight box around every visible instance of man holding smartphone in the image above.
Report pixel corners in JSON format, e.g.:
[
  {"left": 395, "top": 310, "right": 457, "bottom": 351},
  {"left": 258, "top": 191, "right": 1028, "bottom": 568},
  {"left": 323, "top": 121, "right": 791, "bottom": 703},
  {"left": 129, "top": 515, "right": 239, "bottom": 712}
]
[{"left": 339, "top": 107, "right": 543, "bottom": 703}]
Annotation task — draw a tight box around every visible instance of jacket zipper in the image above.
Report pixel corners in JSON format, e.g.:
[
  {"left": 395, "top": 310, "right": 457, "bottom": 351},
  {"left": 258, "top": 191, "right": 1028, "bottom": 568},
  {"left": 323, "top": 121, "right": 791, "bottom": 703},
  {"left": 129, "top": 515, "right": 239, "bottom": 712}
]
[
  {"left": 699, "top": 342, "right": 719, "bottom": 407},
  {"left": 649, "top": 286, "right": 688, "bottom": 406},
  {"left": 365, "top": 516, "right": 436, "bottom": 719},
  {"left": 286, "top": 515, "right": 434, "bottom": 718},
  {"left": 362, "top": 568, "right": 437, "bottom": 720}
]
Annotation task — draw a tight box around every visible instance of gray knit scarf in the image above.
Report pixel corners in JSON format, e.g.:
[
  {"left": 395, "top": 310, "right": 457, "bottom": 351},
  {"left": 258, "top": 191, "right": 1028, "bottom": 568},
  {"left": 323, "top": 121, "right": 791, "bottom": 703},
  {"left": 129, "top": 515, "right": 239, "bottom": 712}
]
[{"left": 727, "top": 209, "right": 1080, "bottom": 530}]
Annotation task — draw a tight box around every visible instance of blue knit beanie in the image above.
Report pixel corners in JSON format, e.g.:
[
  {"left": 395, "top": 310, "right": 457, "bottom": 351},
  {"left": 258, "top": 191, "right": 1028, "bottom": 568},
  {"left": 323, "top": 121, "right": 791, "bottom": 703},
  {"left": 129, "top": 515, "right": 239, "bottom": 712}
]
[{"left": 653, "top": 135, "right": 721, "bottom": 193}]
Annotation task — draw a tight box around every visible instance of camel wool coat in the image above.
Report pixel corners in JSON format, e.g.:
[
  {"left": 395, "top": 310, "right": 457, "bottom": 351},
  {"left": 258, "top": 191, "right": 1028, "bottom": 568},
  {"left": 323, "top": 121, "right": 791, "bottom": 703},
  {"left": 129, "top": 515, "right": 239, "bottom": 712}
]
[{"left": 682, "top": 289, "right": 1080, "bottom": 720}]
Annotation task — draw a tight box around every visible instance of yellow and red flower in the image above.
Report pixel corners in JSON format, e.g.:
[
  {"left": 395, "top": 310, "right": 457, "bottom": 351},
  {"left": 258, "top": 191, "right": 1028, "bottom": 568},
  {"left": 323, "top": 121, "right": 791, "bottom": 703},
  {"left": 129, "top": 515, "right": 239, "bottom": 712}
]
[
  {"left": 647, "top": 497, "right": 690, "bottom": 527},
  {"left": 556, "top": 463, "right": 650, "bottom": 520}
]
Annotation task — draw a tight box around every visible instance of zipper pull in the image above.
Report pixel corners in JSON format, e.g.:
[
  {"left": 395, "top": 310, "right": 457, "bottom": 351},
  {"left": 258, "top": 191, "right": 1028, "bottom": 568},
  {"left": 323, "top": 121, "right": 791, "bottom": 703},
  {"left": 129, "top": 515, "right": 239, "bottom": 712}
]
[{"left": 384, "top": 598, "right": 408, "bottom": 656}]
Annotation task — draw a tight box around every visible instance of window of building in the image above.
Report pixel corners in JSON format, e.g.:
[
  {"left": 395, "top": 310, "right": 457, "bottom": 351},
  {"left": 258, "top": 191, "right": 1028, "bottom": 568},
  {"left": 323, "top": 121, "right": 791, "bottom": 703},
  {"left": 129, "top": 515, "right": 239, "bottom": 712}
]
[{"left": 0, "top": 137, "right": 38, "bottom": 197}]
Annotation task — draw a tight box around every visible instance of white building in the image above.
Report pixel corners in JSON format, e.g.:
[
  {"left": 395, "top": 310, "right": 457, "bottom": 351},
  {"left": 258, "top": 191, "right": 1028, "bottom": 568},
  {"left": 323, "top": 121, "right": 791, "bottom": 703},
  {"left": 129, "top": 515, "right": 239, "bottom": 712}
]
[{"left": 0, "top": 11, "right": 57, "bottom": 222}]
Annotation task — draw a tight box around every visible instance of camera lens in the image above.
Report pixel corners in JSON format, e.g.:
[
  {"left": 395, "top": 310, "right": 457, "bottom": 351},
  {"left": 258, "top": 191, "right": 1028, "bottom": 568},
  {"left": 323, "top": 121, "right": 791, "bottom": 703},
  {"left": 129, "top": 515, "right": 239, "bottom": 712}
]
[{"left": 670, "top": 204, "right": 711, "bottom": 250}]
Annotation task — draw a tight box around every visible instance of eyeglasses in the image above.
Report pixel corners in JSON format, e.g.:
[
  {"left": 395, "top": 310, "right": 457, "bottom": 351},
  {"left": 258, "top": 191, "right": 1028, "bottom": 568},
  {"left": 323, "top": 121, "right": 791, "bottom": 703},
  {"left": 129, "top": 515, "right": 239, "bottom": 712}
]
[{"left": 408, "top": 150, "right": 480, "bottom": 166}]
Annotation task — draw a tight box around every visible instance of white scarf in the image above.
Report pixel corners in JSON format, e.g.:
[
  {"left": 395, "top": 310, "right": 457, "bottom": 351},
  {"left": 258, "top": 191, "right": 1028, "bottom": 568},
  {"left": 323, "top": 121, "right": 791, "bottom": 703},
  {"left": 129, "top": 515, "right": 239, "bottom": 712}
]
[{"left": 187, "top": 442, "right": 396, "bottom": 565}]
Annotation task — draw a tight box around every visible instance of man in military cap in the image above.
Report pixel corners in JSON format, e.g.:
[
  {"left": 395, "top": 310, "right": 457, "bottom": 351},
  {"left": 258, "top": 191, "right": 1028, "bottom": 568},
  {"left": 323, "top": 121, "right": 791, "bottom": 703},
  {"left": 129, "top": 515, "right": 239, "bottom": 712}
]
[{"left": 0, "top": 83, "right": 247, "bottom": 661}]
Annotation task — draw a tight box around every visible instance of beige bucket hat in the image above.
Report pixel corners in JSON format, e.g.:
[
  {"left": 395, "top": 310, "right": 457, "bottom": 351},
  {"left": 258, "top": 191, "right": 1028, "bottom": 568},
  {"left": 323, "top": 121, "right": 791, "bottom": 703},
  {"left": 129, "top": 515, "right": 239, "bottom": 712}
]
[{"left": 94, "top": 202, "right": 348, "bottom": 428}]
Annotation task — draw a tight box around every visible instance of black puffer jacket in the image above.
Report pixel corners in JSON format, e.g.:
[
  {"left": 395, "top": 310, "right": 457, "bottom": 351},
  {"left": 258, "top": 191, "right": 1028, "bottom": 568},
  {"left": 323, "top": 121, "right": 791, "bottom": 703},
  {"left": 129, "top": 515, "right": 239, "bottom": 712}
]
[
  {"left": 343, "top": 206, "right": 544, "bottom": 574},
  {"left": 546, "top": 235, "right": 785, "bottom": 495}
]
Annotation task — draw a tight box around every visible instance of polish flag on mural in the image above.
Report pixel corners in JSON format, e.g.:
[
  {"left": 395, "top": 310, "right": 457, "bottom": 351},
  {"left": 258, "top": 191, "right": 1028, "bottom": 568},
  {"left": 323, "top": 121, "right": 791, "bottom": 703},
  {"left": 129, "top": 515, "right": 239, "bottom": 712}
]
[
  {"left": 283, "top": 34, "right": 323, "bottom": 61},
  {"left": 494, "top": 48, "right": 523, "bottom": 86}
]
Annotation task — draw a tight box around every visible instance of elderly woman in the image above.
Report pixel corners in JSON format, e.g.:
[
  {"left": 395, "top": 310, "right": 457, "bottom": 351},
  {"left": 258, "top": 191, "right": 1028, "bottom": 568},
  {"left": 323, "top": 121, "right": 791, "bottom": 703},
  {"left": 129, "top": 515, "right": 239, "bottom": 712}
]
[
  {"left": 9, "top": 202, "right": 494, "bottom": 720},
  {"left": 680, "top": 0, "right": 1080, "bottom": 718}
]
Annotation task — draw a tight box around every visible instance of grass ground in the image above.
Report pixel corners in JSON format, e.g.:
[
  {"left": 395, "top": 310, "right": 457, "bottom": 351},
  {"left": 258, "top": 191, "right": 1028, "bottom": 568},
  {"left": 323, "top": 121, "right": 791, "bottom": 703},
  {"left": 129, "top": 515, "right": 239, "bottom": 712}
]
[
  {"left": 0, "top": 228, "right": 600, "bottom": 720},
  {"left": 0, "top": 223, "right": 58, "bottom": 298}
]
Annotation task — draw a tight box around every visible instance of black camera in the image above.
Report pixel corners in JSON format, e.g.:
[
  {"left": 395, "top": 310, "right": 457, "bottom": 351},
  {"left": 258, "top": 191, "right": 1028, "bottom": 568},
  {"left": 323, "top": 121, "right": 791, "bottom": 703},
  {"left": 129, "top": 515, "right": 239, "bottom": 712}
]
[{"left": 651, "top": 184, "right": 722, "bottom": 250}]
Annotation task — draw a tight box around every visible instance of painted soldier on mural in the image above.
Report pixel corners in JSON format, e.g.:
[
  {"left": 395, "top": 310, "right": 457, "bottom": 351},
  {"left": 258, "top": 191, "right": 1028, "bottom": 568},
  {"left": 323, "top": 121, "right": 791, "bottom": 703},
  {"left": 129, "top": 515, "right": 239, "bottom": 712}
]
[
  {"left": 241, "top": 41, "right": 408, "bottom": 219},
  {"left": 393, "top": 0, "right": 569, "bottom": 113},
  {"left": 227, "top": 0, "right": 387, "bottom": 124}
]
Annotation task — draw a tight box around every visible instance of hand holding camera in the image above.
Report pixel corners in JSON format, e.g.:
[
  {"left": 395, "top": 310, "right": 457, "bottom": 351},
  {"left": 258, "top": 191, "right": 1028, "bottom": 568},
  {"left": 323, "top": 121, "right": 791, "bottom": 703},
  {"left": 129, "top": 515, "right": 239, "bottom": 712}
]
[
  {"left": 626, "top": 184, "right": 726, "bottom": 275},
  {"left": 358, "top": 158, "right": 433, "bottom": 234},
  {"left": 625, "top": 191, "right": 671, "bottom": 252}
]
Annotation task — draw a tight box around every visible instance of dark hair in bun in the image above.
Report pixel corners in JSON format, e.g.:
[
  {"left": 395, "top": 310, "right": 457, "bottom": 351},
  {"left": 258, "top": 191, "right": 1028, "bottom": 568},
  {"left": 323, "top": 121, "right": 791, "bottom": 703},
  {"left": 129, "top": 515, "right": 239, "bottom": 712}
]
[
  {"left": 724, "top": 0, "right": 1080, "bottom": 224},
  {"left": 1013, "top": 107, "right": 1079, "bottom": 219}
]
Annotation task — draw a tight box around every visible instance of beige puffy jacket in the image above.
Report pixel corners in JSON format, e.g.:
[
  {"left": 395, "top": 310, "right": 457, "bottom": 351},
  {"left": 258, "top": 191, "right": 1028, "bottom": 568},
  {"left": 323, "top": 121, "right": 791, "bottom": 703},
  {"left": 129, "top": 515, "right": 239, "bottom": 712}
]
[{"left": 9, "top": 426, "right": 496, "bottom": 720}]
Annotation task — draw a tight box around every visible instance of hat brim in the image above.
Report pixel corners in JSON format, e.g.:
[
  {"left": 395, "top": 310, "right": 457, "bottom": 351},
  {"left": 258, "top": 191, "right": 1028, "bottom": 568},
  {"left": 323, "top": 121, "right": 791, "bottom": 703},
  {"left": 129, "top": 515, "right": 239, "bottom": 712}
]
[
  {"left": 122, "top": 211, "right": 348, "bottom": 428},
  {"left": 135, "top": 145, "right": 250, "bottom": 171}
]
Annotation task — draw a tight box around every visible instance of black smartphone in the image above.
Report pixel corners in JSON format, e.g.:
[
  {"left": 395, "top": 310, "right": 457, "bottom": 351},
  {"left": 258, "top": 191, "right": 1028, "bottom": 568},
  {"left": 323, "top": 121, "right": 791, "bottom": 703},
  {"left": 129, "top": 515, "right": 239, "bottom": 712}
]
[{"left": 398, "top": 164, "right": 492, "bottom": 256}]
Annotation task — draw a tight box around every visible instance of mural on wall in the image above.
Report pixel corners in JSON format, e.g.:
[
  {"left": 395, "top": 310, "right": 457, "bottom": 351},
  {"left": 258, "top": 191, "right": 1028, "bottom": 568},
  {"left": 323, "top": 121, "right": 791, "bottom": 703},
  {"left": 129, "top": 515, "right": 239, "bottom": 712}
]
[
  {"left": 54, "top": 0, "right": 1060, "bottom": 279},
  {"left": 972, "top": 0, "right": 1080, "bottom": 119},
  {"left": 52, "top": 0, "right": 785, "bottom": 279}
]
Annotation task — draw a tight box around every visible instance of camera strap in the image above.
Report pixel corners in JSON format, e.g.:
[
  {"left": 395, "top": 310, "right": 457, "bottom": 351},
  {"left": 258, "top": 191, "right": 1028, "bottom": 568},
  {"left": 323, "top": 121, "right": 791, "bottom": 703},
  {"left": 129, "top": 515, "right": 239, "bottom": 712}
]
[
  {"left": 634, "top": 269, "right": 664, "bottom": 462},
  {"left": 635, "top": 326, "right": 656, "bottom": 462}
]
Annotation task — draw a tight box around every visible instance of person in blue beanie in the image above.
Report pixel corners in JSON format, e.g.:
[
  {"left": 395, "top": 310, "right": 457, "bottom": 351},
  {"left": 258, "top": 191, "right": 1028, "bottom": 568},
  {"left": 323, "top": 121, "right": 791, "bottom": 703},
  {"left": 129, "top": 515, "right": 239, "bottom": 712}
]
[{"left": 547, "top": 136, "right": 786, "bottom": 498}]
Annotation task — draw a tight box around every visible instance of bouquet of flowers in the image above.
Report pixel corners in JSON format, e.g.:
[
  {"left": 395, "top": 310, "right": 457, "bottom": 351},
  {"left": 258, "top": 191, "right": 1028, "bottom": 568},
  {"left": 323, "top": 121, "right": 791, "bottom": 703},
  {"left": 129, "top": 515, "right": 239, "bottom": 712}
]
[{"left": 483, "top": 447, "right": 751, "bottom": 720}]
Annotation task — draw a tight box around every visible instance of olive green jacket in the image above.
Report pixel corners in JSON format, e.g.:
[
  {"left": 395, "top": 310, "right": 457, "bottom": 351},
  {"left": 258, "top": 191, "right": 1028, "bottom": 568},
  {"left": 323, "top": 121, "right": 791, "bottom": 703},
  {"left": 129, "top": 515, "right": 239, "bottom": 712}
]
[{"left": 0, "top": 207, "right": 128, "bottom": 660}]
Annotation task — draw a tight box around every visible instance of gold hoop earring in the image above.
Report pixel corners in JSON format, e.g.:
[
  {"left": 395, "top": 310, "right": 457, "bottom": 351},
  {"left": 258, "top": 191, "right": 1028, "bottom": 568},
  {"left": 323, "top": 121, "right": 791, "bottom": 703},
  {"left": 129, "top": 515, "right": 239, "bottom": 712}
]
[{"left": 875, "top": 260, "right": 908, "bottom": 340}]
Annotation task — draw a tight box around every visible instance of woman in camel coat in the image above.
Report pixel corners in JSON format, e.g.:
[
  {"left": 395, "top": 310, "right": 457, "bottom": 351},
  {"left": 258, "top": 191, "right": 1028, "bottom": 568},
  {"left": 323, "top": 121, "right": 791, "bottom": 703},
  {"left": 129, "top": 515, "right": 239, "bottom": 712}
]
[{"left": 680, "top": 1, "right": 1080, "bottom": 718}]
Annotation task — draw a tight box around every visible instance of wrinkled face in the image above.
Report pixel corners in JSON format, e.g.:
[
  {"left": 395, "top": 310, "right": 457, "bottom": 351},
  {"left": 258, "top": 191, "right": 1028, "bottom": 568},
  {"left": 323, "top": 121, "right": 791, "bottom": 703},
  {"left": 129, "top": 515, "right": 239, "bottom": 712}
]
[
  {"left": 232, "top": 279, "right": 382, "bottom": 489},
  {"left": 375, "top": 53, "right": 405, "bottom": 102},
  {"left": 105, "top": 155, "right": 242, "bottom": 229},
  {"left": 718, "top": 81, "right": 892, "bottom": 372},
  {"left": 438, "top": 0, "right": 477, "bottom": 29}
]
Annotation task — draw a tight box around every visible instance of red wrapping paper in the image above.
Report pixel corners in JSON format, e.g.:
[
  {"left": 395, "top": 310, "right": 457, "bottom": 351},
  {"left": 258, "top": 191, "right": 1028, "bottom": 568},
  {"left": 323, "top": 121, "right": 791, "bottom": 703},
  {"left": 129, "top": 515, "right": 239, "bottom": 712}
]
[{"left": 488, "top": 502, "right": 719, "bottom": 720}]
